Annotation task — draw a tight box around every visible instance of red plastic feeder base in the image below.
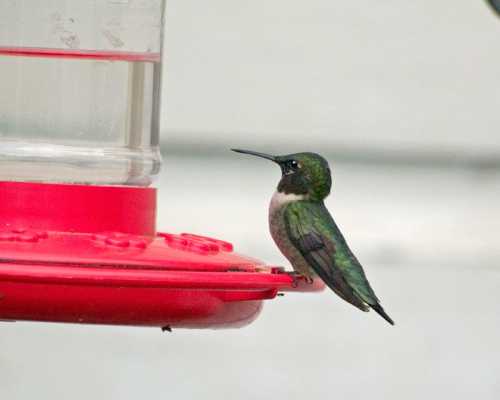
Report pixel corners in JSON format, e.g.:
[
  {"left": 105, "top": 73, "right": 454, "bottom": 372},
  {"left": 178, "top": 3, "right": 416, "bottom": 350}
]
[{"left": 0, "top": 181, "right": 323, "bottom": 329}]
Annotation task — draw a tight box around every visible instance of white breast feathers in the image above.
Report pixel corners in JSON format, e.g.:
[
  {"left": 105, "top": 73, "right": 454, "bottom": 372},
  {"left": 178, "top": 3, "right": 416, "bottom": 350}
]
[{"left": 269, "top": 191, "right": 305, "bottom": 214}]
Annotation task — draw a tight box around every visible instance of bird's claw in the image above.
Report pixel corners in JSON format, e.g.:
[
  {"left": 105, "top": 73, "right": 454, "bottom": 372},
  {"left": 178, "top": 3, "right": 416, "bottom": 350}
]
[
  {"left": 161, "top": 325, "right": 172, "bottom": 333},
  {"left": 288, "top": 272, "right": 300, "bottom": 288},
  {"left": 287, "top": 272, "right": 314, "bottom": 287}
]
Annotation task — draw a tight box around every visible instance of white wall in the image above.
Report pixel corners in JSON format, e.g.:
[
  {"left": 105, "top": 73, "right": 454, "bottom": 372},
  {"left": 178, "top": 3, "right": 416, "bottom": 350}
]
[{"left": 161, "top": 0, "right": 500, "bottom": 155}]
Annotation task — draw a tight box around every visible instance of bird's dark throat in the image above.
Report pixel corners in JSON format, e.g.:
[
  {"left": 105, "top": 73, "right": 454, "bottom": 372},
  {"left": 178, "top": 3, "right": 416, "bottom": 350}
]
[{"left": 277, "top": 173, "right": 309, "bottom": 195}]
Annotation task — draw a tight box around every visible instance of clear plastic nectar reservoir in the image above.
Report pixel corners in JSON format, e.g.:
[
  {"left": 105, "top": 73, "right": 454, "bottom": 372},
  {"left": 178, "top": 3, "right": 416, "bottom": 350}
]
[{"left": 0, "top": 1, "right": 165, "bottom": 186}]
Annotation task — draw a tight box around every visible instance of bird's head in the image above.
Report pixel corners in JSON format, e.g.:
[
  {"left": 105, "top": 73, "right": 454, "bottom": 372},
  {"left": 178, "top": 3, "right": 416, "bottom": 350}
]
[{"left": 231, "top": 149, "right": 332, "bottom": 201}]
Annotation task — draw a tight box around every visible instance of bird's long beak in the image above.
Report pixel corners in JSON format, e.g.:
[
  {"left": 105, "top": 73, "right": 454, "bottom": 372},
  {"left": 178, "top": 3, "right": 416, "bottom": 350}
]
[{"left": 231, "top": 148, "right": 277, "bottom": 162}]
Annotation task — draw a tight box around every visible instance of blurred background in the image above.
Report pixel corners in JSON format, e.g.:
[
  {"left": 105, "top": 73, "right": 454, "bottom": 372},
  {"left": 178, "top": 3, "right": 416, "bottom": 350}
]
[{"left": 2, "top": 0, "right": 500, "bottom": 399}]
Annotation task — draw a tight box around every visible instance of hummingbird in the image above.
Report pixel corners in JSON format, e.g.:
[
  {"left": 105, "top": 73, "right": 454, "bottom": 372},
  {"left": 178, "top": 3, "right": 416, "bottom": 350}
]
[{"left": 232, "top": 149, "right": 394, "bottom": 325}]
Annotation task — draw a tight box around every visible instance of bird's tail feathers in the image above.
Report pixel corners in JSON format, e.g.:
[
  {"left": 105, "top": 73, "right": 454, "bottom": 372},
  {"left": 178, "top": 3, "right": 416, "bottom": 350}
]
[{"left": 370, "top": 303, "right": 394, "bottom": 325}]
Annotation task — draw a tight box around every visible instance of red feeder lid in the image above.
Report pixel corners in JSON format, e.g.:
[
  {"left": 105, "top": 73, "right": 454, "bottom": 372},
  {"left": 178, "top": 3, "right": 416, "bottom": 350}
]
[{"left": 0, "top": 181, "right": 323, "bottom": 329}]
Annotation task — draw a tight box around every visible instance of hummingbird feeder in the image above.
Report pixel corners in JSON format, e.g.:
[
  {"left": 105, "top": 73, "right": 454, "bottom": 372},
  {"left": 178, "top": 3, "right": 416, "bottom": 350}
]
[{"left": 0, "top": 0, "right": 322, "bottom": 330}]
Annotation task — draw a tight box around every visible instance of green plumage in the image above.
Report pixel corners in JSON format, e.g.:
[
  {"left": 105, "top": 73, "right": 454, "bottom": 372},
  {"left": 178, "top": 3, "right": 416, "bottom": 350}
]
[{"left": 284, "top": 200, "right": 393, "bottom": 324}]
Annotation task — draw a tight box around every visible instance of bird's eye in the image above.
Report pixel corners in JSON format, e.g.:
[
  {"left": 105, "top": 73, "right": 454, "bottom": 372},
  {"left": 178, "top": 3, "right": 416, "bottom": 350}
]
[{"left": 289, "top": 160, "right": 299, "bottom": 170}]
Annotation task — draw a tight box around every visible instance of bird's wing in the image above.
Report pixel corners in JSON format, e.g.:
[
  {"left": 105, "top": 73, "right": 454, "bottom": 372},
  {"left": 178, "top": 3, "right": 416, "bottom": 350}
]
[{"left": 283, "top": 201, "right": 370, "bottom": 311}]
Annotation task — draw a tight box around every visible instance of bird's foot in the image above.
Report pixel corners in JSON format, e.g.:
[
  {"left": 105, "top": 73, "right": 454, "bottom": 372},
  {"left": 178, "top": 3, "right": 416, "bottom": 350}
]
[
  {"left": 161, "top": 325, "right": 172, "bottom": 333},
  {"left": 288, "top": 272, "right": 301, "bottom": 288},
  {"left": 287, "top": 272, "right": 314, "bottom": 287}
]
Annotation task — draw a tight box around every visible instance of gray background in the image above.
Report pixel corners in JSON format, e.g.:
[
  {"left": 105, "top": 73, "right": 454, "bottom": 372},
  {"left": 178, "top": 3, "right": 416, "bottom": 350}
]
[
  {"left": 162, "top": 0, "right": 500, "bottom": 157},
  {"left": 2, "top": 1, "right": 500, "bottom": 399}
]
